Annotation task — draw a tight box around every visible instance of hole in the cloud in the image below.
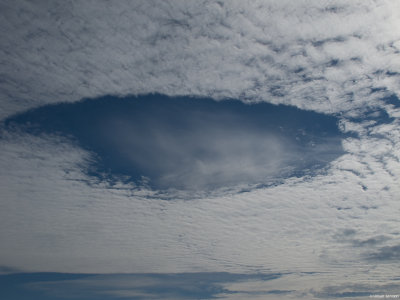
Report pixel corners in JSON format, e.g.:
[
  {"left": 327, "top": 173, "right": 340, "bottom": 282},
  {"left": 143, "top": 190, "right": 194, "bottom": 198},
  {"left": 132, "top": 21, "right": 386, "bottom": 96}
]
[{"left": 4, "top": 94, "right": 347, "bottom": 192}]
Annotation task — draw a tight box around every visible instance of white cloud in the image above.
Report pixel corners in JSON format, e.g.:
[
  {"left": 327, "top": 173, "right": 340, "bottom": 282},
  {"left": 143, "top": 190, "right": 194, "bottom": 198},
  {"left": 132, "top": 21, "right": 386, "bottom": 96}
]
[
  {"left": 1, "top": 0, "right": 400, "bottom": 298},
  {"left": 1, "top": 0, "right": 400, "bottom": 118}
]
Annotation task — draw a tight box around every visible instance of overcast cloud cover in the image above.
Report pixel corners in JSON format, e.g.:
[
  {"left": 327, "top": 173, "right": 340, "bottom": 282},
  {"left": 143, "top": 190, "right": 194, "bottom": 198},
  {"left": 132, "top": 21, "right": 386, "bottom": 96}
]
[{"left": 1, "top": 0, "right": 400, "bottom": 299}]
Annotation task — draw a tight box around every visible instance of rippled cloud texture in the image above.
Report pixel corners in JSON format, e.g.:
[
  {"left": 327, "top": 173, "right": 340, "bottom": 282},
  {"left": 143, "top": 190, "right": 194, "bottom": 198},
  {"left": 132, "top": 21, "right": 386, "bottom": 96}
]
[{"left": 1, "top": 1, "right": 400, "bottom": 299}]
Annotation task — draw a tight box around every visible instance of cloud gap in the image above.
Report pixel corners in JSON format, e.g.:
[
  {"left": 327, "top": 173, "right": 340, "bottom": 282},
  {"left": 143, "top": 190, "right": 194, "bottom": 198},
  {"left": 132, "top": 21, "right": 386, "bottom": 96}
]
[
  {"left": 0, "top": 271, "right": 283, "bottom": 300},
  {"left": 3, "top": 94, "right": 347, "bottom": 194}
]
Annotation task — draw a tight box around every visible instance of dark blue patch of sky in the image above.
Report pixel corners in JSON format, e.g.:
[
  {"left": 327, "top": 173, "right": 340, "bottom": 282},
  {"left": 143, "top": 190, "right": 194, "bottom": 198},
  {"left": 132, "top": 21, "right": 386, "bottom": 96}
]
[
  {"left": 0, "top": 271, "right": 282, "bottom": 300},
  {"left": 3, "top": 94, "right": 347, "bottom": 191}
]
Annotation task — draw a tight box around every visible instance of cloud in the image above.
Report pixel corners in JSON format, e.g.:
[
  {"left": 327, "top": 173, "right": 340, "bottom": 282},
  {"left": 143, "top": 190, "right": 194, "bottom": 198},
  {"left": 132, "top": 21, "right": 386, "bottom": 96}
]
[
  {"left": 1, "top": 0, "right": 400, "bottom": 119},
  {"left": 311, "top": 283, "right": 400, "bottom": 299},
  {"left": 367, "top": 244, "right": 400, "bottom": 262},
  {"left": 0, "top": 0, "right": 400, "bottom": 298},
  {"left": 333, "top": 229, "right": 390, "bottom": 248}
]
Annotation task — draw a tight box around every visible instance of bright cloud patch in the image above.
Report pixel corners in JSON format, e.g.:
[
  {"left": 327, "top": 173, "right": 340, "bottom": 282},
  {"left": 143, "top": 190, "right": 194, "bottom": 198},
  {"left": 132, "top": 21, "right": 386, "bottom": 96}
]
[{"left": 4, "top": 94, "right": 346, "bottom": 192}]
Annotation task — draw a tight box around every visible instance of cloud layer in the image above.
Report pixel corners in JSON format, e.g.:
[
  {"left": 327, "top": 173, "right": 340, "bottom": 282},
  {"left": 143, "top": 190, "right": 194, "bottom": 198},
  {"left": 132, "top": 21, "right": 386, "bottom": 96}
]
[
  {"left": 1, "top": 1, "right": 400, "bottom": 299},
  {"left": 1, "top": 0, "right": 400, "bottom": 119}
]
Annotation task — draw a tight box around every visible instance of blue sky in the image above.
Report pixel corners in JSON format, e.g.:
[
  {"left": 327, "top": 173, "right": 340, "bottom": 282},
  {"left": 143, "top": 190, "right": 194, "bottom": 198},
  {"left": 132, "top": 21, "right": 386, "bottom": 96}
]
[
  {"left": 1, "top": 272, "right": 286, "bottom": 299},
  {"left": 1, "top": 1, "right": 400, "bottom": 299},
  {"left": 4, "top": 94, "right": 346, "bottom": 193}
]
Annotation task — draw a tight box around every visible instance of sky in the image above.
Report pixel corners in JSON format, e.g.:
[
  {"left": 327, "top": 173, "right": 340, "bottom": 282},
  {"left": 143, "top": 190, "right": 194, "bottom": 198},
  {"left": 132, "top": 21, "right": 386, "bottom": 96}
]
[{"left": 1, "top": 1, "right": 400, "bottom": 299}]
